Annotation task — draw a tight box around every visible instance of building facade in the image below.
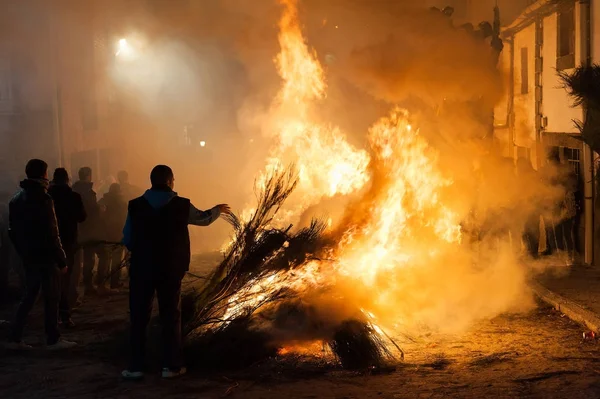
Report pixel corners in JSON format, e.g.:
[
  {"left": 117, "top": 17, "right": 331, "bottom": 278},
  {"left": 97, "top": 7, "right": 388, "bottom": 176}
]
[{"left": 494, "top": 0, "right": 598, "bottom": 263}]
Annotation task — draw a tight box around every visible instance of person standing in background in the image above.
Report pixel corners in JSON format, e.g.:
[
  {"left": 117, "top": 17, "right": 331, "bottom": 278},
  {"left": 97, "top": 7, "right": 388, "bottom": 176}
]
[
  {"left": 72, "top": 167, "right": 101, "bottom": 297},
  {"left": 49, "top": 168, "right": 86, "bottom": 326},
  {"left": 117, "top": 170, "right": 142, "bottom": 202},
  {"left": 97, "top": 183, "right": 128, "bottom": 293},
  {"left": 517, "top": 158, "right": 541, "bottom": 258},
  {"left": 7, "top": 159, "right": 76, "bottom": 349}
]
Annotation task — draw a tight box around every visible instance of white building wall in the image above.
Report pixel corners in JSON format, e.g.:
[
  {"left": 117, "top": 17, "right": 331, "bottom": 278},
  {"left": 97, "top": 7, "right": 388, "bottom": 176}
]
[
  {"left": 542, "top": 13, "right": 583, "bottom": 134},
  {"left": 512, "top": 23, "right": 537, "bottom": 147}
]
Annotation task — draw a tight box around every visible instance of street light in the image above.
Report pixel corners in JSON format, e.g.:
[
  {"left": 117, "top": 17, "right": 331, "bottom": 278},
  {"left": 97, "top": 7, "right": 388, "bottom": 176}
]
[
  {"left": 200, "top": 141, "right": 206, "bottom": 147},
  {"left": 115, "top": 37, "right": 140, "bottom": 61}
]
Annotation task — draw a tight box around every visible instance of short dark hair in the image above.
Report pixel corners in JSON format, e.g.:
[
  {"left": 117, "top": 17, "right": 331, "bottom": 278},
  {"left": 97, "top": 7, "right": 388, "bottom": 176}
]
[
  {"left": 25, "top": 159, "right": 48, "bottom": 179},
  {"left": 53, "top": 167, "right": 69, "bottom": 184},
  {"left": 78, "top": 167, "right": 92, "bottom": 181},
  {"left": 150, "top": 165, "right": 174, "bottom": 187},
  {"left": 117, "top": 170, "right": 129, "bottom": 183}
]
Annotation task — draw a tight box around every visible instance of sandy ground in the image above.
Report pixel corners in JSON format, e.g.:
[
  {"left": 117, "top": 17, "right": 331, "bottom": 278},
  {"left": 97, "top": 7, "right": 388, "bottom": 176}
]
[{"left": 1, "top": 259, "right": 600, "bottom": 398}]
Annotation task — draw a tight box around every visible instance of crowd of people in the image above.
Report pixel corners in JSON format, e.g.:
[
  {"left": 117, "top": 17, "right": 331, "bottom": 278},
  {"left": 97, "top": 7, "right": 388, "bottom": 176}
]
[{"left": 0, "top": 158, "right": 231, "bottom": 380}]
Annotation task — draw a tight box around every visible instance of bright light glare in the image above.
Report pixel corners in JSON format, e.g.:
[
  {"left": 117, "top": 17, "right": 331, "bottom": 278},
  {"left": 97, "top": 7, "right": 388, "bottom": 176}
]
[
  {"left": 200, "top": 141, "right": 206, "bottom": 147},
  {"left": 115, "top": 38, "right": 133, "bottom": 57}
]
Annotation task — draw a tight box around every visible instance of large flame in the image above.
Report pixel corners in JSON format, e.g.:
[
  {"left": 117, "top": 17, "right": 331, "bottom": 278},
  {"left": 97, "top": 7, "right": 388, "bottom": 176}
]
[
  {"left": 258, "top": 0, "right": 370, "bottom": 206},
  {"left": 227, "top": 0, "right": 525, "bottom": 339}
]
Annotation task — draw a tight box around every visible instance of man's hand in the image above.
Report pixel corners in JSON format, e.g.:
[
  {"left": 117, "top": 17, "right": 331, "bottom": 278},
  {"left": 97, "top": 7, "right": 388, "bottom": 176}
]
[
  {"left": 60, "top": 266, "right": 69, "bottom": 275},
  {"left": 216, "top": 204, "right": 232, "bottom": 215}
]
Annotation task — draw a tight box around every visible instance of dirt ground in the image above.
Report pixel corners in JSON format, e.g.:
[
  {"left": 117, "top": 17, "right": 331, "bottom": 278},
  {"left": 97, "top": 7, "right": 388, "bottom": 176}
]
[{"left": 2, "top": 259, "right": 600, "bottom": 398}]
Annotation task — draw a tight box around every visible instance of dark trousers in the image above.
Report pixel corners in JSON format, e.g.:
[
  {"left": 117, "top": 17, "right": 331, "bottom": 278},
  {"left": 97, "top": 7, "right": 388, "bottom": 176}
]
[
  {"left": 97, "top": 246, "right": 124, "bottom": 289},
  {"left": 523, "top": 216, "right": 540, "bottom": 258},
  {"left": 558, "top": 217, "right": 578, "bottom": 257},
  {"left": 11, "top": 265, "right": 61, "bottom": 345},
  {"left": 59, "top": 250, "right": 76, "bottom": 321},
  {"left": 72, "top": 245, "right": 98, "bottom": 294},
  {"left": 129, "top": 273, "right": 183, "bottom": 371}
]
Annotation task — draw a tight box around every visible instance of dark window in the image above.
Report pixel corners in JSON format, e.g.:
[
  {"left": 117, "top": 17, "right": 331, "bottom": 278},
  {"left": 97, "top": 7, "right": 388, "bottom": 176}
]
[
  {"left": 520, "top": 47, "right": 529, "bottom": 94},
  {"left": 557, "top": 2, "right": 575, "bottom": 70}
]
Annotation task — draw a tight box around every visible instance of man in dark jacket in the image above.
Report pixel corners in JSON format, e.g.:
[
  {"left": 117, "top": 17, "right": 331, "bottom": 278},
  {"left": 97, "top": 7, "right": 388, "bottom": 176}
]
[
  {"left": 120, "top": 165, "right": 230, "bottom": 380},
  {"left": 49, "top": 168, "right": 86, "bottom": 326},
  {"left": 97, "top": 183, "right": 127, "bottom": 292},
  {"left": 7, "top": 159, "right": 76, "bottom": 350},
  {"left": 72, "top": 167, "right": 101, "bottom": 296}
]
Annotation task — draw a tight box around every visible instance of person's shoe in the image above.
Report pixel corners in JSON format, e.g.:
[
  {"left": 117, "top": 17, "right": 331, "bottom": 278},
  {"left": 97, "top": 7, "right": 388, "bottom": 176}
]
[
  {"left": 46, "top": 339, "right": 77, "bottom": 350},
  {"left": 5, "top": 341, "right": 32, "bottom": 350},
  {"left": 161, "top": 367, "right": 187, "bottom": 379},
  {"left": 121, "top": 370, "right": 144, "bottom": 381}
]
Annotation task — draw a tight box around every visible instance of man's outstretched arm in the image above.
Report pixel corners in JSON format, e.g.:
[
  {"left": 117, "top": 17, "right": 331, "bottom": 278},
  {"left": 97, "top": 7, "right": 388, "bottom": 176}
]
[{"left": 189, "top": 203, "right": 230, "bottom": 226}]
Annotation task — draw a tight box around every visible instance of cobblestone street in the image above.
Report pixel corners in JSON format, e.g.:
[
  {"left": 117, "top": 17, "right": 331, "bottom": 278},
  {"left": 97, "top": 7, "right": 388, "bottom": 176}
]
[{"left": 2, "top": 293, "right": 599, "bottom": 399}]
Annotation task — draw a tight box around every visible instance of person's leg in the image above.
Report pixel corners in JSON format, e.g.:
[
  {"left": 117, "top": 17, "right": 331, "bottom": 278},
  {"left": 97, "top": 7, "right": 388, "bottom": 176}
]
[
  {"left": 564, "top": 218, "right": 576, "bottom": 260},
  {"left": 128, "top": 274, "right": 155, "bottom": 372},
  {"left": 10, "top": 266, "right": 42, "bottom": 343},
  {"left": 41, "top": 266, "right": 61, "bottom": 345},
  {"left": 96, "top": 246, "right": 109, "bottom": 290},
  {"left": 82, "top": 246, "right": 96, "bottom": 291},
  {"left": 59, "top": 250, "right": 75, "bottom": 322},
  {"left": 156, "top": 275, "right": 183, "bottom": 371},
  {"left": 69, "top": 249, "right": 83, "bottom": 305},
  {"left": 110, "top": 247, "right": 124, "bottom": 289}
]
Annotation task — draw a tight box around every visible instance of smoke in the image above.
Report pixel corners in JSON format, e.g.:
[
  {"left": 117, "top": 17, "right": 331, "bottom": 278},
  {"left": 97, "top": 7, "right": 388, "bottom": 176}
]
[
  {"left": 108, "top": 0, "right": 566, "bottom": 333},
  {"left": 3, "top": 0, "right": 570, "bottom": 335}
]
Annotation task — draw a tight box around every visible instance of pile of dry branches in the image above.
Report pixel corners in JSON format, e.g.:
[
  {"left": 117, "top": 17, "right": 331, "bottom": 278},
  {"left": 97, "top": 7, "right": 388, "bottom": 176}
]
[{"left": 182, "top": 166, "right": 398, "bottom": 370}]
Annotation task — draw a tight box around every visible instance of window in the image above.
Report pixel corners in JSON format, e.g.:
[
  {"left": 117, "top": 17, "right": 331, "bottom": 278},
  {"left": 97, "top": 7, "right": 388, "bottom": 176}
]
[
  {"left": 557, "top": 2, "right": 575, "bottom": 70},
  {"left": 520, "top": 47, "right": 529, "bottom": 94}
]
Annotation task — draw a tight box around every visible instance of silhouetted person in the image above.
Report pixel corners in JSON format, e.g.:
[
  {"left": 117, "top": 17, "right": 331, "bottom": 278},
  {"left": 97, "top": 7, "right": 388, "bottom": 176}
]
[
  {"left": 72, "top": 167, "right": 101, "bottom": 297},
  {"left": 117, "top": 170, "right": 142, "bottom": 202},
  {"left": 558, "top": 171, "right": 581, "bottom": 264},
  {"left": 517, "top": 159, "right": 540, "bottom": 258},
  {"left": 7, "top": 159, "right": 76, "bottom": 349},
  {"left": 121, "top": 165, "right": 231, "bottom": 380},
  {"left": 97, "top": 183, "right": 127, "bottom": 292},
  {"left": 0, "top": 188, "right": 25, "bottom": 300},
  {"left": 49, "top": 168, "right": 86, "bottom": 327}
]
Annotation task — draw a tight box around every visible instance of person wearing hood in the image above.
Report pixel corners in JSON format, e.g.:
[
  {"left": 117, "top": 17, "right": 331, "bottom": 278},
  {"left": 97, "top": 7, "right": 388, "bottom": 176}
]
[
  {"left": 72, "top": 167, "right": 101, "bottom": 297},
  {"left": 121, "top": 164, "right": 231, "bottom": 380},
  {"left": 48, "top": 168, "right": 86, "bottom": 327},
  {"left": 7, "top": 159, "right": 76, "bottom": 350},
  {"left": 97, "top": 183, "right": 128, "bottom": 292}
]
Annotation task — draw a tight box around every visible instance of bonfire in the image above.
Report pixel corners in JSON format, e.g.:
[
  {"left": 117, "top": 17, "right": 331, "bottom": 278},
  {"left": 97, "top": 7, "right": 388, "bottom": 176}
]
[{"left": 180, "top": 0, "right": 468, "bottom": 370}]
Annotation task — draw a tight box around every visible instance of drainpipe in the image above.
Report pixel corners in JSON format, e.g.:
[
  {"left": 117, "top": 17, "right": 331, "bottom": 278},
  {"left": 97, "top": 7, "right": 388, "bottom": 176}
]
[
  {"left": 534, "top": 16, "right": 544, "bottom": 170},
  {"left": 579, "top": 0, "right": 593, "bottom": 265}
]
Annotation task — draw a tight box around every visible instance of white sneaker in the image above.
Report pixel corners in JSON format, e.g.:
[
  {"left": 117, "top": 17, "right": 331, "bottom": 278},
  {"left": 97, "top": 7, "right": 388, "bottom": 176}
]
[
  {"left": 5, "top": 341, "right": 33, "bottom": 350},
  {"left": 46, "top": 339, "right": 77, "bottom": 350},
  {"left": 121, "top": 370, "right": 144, "bottom": 380},
  {"left": 161, "top": 367, "right": 187, "bottom": 379}
]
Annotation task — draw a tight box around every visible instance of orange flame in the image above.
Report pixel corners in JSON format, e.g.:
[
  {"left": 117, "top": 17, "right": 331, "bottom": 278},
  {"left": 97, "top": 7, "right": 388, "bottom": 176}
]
[{"left": 227, "top": 0, "right": 474, "bottom": 348}]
